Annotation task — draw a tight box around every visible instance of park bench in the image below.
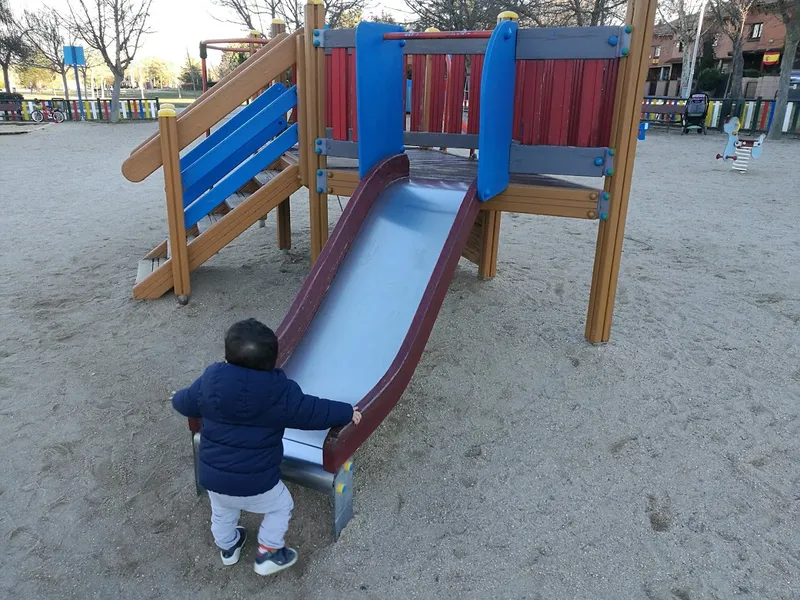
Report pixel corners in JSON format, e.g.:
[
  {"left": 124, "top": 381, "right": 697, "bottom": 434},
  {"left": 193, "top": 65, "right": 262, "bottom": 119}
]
[{"left": 640, "top": 101, "right": 683, "bottom": 132}]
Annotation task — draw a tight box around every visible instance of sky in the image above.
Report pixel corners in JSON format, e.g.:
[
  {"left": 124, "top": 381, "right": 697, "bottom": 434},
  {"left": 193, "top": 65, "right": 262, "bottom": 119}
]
[{"left": 11, "top": 0, "right": 409, "bottom": 65}]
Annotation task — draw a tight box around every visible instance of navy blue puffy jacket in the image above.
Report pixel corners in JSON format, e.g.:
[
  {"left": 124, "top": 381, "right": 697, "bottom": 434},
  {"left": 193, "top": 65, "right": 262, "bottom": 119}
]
[{"left": 172, "top": 362, "right": 354, "bottom": 497}]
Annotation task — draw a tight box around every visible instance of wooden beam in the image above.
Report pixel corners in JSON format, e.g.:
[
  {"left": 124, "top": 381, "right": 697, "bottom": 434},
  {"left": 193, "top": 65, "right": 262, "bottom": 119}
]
[
  {"left": 277, "top": 199, "right": 292, "bottom": 249},
  {"left": 159, "top": 109, "right": 191, "bottom": 302},
  {"left": 478, "top": 211, "right": 501, "bottom": 279},
  {"left": 133, "top": 167, "right": 301, "bottom": 299},
  {"left": 305, "top": 0, "right": 329, "bottom": 262},
  {"left": 585, "top": 0, "right": 657, "bottom": 343},
  {"left": 123, "top": 31, "right": 298, "bottom": 183}
]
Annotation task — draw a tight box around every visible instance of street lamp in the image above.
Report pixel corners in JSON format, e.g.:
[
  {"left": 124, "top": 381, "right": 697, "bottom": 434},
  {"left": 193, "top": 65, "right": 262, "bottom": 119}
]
[{"left": 682, "top": 0, "right": 707, "bottom": 98}]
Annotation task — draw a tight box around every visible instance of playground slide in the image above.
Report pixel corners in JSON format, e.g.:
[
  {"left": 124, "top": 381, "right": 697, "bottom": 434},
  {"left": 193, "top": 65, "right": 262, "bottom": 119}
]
[{"left": 274, "top": 153, "right": 480, "bottom": 473}]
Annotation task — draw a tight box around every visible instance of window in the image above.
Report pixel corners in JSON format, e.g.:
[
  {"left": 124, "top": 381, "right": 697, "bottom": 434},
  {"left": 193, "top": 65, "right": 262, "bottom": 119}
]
[
  {"left": 712, "top": 33, "right": 720, "bottom": 47},
  {"left": 653, "top": 45, "right": 661, "bottom": 57},
  {"left": 749, "top": 23, "right": 763, "bottom": 40},
  {"left": 678, "top": 41, "right": 684, "bottom": 52}
]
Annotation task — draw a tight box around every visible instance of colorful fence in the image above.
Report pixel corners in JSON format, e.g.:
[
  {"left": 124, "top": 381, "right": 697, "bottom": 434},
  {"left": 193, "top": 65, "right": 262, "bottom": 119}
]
[
  {"left": 642, "top": 96, "right": 800, "bottom": 135},
  {"left": 0, "top": 98, "right": 161, "bottom": 122}
]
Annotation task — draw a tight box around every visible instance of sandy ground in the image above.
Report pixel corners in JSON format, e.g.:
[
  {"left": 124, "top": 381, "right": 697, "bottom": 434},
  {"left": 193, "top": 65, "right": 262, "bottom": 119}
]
[{"left": 0, "top": 123, "right": 798, "bottom": 600}]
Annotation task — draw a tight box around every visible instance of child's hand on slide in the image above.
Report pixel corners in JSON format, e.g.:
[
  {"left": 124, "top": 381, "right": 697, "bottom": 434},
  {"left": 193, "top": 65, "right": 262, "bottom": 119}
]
[{"left": 352, "top": 409, "right": 362, "bottom": 425}]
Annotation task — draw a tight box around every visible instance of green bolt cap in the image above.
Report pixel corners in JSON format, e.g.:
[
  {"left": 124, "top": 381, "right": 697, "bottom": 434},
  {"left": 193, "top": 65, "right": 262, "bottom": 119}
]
[
  {"left": 317, "top": 169, "right": 323, "bottom": 175},
  {"left": 608, "top": 149, "right": 615, "bottom": 156},
  {"left": 625, "top": 25, "right": 632, "bottom": 33},
  {"left": 601, "top": 212, "right": 609, "bottom": 220},
  {"left": 621, "top": 48, "right": 629, "bottom": 56},
  {"left": 605, "top": 168, "right": 614, "bottom": 176},
  {"left": 602, "top": 192, "right": 610, "bottom": 200}
]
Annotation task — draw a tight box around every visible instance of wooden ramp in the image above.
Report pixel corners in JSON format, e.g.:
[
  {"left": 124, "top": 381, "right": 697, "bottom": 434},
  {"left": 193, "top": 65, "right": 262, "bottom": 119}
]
[{"left": 133, "top": 166, "right": 301, "bottom": 299}]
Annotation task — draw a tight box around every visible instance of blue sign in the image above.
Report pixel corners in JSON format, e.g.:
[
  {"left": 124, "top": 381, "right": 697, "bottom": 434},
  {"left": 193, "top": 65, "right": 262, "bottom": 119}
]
[{"left": 64, "top": 46, "right": 86, "bottom": 67}]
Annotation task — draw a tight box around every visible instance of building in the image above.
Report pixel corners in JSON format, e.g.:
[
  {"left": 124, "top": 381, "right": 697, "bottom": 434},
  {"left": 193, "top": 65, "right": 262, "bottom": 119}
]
[{"left": 646, "top": 6, "right": 797, "bottom": 98}]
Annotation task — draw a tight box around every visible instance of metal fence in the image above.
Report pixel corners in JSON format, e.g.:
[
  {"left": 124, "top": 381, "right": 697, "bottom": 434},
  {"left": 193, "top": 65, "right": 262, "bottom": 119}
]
[{"left": 642, "top": 96, "right": 800, "bottom": 135}]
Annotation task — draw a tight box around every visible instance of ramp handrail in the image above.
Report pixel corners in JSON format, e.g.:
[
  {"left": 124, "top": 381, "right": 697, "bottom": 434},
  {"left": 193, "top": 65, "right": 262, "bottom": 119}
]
[{"left": 122, "top": 29, "right": 300, "bottom": 183}]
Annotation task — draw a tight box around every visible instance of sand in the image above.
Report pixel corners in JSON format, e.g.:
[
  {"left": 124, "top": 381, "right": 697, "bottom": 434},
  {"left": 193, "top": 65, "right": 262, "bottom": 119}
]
[{"left": 0, "top": 122, "right": 798, "bottom": 600}]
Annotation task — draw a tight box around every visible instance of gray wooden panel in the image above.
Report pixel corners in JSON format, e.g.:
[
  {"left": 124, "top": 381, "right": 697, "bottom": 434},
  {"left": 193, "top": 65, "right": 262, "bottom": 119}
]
[
  {"left": 325, "top": 139, "right": 359, "bottom": 159},
  {"left": 321, "top": 25, "right": 625, "bottom": 60},
  {"left": 515, "top": 27, "right": 624, "bottom": 60},
  {"left": 509, "top": 145, "right": 608, "bottom": 177},
  {"left": 404, "top": 132, "right": 479, "bottom": 149}
]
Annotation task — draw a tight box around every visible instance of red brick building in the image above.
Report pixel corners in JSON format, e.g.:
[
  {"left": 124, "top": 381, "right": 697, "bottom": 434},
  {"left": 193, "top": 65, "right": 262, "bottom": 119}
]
[{"left": 646, "top": 8, "right": 796, "bottom": 97}]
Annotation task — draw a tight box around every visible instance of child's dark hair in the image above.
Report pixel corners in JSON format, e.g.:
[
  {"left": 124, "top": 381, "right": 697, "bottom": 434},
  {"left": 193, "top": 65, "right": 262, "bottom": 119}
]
[{"left": 224, "top": 319, "right": 278, "bottom": 371}]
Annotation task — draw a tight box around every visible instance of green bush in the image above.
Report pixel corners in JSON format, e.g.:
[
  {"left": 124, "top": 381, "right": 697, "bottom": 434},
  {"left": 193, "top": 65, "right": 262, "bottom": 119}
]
[
  {"left": 743, "top": 69, "right": 762, "bottom": 78},
  {"left": 697, "top": 68, "right": 727, "bottom": 93}
]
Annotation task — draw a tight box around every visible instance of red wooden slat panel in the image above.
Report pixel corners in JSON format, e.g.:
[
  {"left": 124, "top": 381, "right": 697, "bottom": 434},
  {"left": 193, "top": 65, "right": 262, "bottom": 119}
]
[
  {"left": 349, "top": 50, "right": 358, "bottom": 142},
  {"left": 427, "top": 55, "right": 447, "bottom": 132},
  {"left": 444, "top": 55, "right": 466, "bottom": 134},
  {"left": 331, "top": 48, "right": 348, "bottom": 140},
  {"left": 577, "top": 60, "right": 605, "bottom": 147},
  {"left": 512, "top": 60, "right": 526, "bottom": 142},
  {"left": 466, "top": 54, "right": 483, "bottom": 134},
  {"left": 545, "top": 60, "right": 571, "bottom": 145},
  {"left": 536, "top": 60, "right": 555, "bottom": 145},
  {"left": 566, "top": 60, "right": 584, "bottom": 146},
  {"left": 411, "top": 55, "right": 426, "bottom": 131},
  {"left": 325, "top": 53, "right": 333, "bottom": 129},
  {"left": 598, "top": 59, "right": 619, "bottom": 147},
  {"left": 520, "top": 60, "right": 539, "bottom": 144}
]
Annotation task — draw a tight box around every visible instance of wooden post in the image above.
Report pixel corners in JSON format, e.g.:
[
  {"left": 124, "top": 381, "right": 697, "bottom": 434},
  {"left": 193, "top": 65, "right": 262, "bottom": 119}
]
[
  {"left": 159, "top": 107, "right": 191, "bottom": 304},
  {"left": 478, "top": 211, "right": 501, "bottom": 280},
  {"left": 305, "top": 0, "right": 328, "bottom": 262},
  {"left": 584, "top": 0, "right": 657, "bottom": 343},
  {"left": 271, "top": 18, "right": 292, "bottom": 250},
  {"left": 420, "top": 28, "right": 438, "bottom": 149}
]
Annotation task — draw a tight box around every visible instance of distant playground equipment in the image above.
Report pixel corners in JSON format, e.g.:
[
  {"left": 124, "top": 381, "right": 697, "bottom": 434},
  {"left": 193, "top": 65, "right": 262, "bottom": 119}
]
[
  {"left": 122, "top": 0, "right": 658, "bottom": 537},
  {"left": 716, "top": 116, "right": 766, "bottom": 173},
  {"left": 682, "top": 93, "right": 708, "bottom": 135}
]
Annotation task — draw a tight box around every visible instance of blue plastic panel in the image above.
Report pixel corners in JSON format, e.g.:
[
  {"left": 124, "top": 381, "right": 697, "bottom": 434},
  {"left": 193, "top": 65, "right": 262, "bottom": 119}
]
[
  {"left": 181, "top": 86, "right": 296, "bottom": 204},
  {"left": 281, "top": 179, "right": 469, "bottom": 451},
  {"left": 179, "top": 83, "right": 286, "bottom": 173},
  {"left": 477, "top": 21, "right": 518, "bottom": 201},
  {"left": 183, "top": 124, "right": 298, "bottom": 229},
  {"left": 355, "top": 22, "right": 406, "bottom": 178}
]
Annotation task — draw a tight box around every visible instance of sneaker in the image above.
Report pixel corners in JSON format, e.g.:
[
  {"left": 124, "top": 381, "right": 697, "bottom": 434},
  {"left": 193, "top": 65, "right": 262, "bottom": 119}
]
[
  {"left": 220, "top": 527, "right": 247, "bottom": 566},
  {"left": 254, "top": 547, "right": 298, "bottom": 576}
]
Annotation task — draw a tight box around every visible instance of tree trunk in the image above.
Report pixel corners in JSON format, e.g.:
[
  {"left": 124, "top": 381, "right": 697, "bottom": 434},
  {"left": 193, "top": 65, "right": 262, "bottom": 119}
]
[
  {"left": 728, "top": 36, "right": 745, "bottom": 99},
  {"left": 680, "top": 39, "right": 693, "bottom": 97},
  {"left": 60, "top": 70, "right": 71, "bottom": 101},
  {"left": 768, "top": 29, "right": 799, "bottom": 141},
  {"left": 111, "top": 73, "right": 123, "bottom": 123},
  {"left": 2, "top": 64, "right": 11, "bottom": 93}
]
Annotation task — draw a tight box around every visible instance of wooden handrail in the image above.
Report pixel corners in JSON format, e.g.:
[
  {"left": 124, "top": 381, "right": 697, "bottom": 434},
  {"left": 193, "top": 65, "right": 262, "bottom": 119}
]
[
  {"left": 129, "top": 33, "right": 287, "bottom": 157},
  {"left": 123, "top": 30, "right": 300, "bottom": 182}
]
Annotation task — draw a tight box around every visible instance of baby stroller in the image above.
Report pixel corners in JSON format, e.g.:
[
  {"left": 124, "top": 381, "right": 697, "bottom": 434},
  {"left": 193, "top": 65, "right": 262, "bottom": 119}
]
[{"left": 682, "top": 93, "right": 709, "bottom": 134}]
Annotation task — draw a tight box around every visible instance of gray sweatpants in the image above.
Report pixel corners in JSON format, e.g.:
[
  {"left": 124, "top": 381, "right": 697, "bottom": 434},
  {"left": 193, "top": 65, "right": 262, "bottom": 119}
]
[{"left": 208, "top": 481, "right": 294, "bottom": 550}]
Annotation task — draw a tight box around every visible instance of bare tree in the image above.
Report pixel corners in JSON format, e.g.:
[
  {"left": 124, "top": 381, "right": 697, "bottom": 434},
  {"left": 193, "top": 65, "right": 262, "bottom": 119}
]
[
  {"left": 551, "top": 0, "right": 629, "bottom": 26},
  {"left": 657, "top": 0, "right": 707, "bottom": 96},
  {"left": 711, "top": 0, "right": 756, "bottom": 98},
  {"left": 67, "top": 0, "right": 153, "bottom": 122},
  {"left": 21, "top": 9, "right": 73, "bottom": 100},
  {"left": 211, "top": 0, "right": 282, "bottom": 31},
  {"left": 0, "top": 0, "right": 29, "bottom": 93},
  {"left": 767, "top": 0, "right": 799, "bottom": 139}
]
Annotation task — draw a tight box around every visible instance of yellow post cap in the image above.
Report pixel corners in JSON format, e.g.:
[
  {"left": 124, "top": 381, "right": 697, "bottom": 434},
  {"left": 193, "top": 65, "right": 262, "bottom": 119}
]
[
  {"left": 158, "top": 107, "right": 177, "bottom": 118},
  {"left": 335, "top": 483, "right": 347, "bottom": 494},
  {"left": 310, "top": 0, "right": 323, "bottom": 5},
  {"left": 272, "top": 18, "right": 286, "bottom": 24},
  {"left": 424, "top": 27, "right": 440, "bottom": 32},
  {"left": 497, "top": 10, "right": 519, "bottom": 22},
  {"left": 160, "top": 103, "right": 175, "bottom": 109}
]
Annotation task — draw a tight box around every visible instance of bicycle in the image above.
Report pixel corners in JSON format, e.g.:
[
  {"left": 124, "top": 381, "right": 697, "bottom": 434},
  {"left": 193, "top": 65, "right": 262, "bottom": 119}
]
[{"left": 30, "top": 100, "right": 66, "bottom": 124}]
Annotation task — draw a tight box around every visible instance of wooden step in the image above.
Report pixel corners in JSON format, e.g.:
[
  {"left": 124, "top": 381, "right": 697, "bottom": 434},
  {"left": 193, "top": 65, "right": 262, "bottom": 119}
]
[
  {"left": 254, "top": 169, "right": 280, "bottom": 187},
  {"left": 196, "top": 213, "right": 223, "bottom": 234},
  {"left": 166, "top": 234, "right": 196, "bottom": 259},
  {"left": 224, "top": 190, "right": 249, "bottom": 211},
  {"left": 136, "top": 257, "right": 168, "bottom": 285}
]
